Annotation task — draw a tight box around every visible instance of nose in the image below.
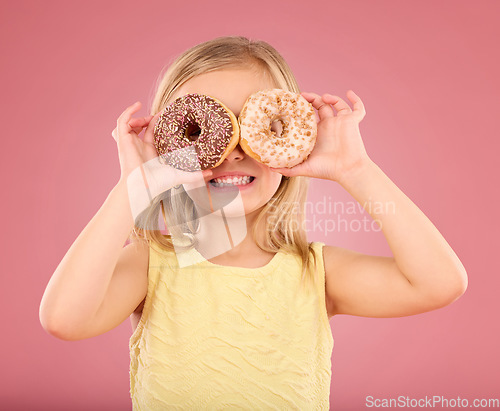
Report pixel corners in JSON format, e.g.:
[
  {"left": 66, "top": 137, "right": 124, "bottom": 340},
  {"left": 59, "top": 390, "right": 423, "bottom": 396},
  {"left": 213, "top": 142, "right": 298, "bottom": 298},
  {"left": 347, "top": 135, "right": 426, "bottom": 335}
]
[{"left": 224, "top": 143, "right": 246, "bottom": 162}]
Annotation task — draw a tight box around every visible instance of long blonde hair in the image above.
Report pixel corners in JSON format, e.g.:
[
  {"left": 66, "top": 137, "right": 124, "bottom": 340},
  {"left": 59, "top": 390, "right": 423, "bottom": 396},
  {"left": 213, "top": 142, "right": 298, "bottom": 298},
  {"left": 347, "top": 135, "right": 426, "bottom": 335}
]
[{"left": 129, "top": 36, "right": 319, "bottom": 292}]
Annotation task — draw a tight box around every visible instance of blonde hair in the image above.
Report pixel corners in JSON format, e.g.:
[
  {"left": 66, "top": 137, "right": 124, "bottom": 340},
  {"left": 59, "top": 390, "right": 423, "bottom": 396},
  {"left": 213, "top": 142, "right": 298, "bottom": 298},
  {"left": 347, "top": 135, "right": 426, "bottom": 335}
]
[{"left": 129, "top": 36, "right": 319, "bottom": 292}]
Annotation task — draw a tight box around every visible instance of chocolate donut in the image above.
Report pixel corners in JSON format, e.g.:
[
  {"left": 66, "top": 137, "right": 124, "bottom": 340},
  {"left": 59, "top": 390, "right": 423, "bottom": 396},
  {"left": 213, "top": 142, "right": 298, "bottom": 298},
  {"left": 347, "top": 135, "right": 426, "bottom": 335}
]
[
  {"left": 238, "top": 89, "right": 317, "bottom": 168},
  {"left": 154, "top": 93, "right": 239, "bottom": 171}
]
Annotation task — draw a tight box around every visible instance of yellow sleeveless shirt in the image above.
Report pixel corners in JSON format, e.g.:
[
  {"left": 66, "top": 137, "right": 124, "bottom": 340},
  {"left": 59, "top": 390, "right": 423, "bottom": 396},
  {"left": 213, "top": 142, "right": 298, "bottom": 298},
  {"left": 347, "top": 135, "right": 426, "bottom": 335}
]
[{"left": 129, "top": 240, "right": 334, "bottom": 410}]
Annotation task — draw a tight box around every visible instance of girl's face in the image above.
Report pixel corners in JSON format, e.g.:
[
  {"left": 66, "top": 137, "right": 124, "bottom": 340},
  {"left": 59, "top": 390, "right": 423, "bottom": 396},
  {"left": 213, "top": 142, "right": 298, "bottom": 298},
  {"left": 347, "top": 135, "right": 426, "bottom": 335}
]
[{"left": 171, "top": 68, "right": 284, "bottom": 219}]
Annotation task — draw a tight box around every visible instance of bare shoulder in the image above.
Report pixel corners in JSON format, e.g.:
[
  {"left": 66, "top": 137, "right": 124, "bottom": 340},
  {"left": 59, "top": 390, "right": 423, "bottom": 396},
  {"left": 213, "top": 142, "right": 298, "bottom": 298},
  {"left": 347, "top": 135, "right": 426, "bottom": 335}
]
[
  {"left": 322, "top": 244, "right": 453, "bottom": 318},
  {"left": 122, "top": 240, "right": 149, "bottom": 312},
  {"left": 64, "top": 240, "right": 150, "bottom": 339},
  {"left": 124, "top": 239, "right": 150, "bottom": 263},
  {"left": 322, "top": 245, "right": 359, "bottom": 270},
  {"left": 322, "top": 245, "right": 353, "bottom": 318},
  {"left": 98, "top": 239, "right": 150, "bottom": 319}
]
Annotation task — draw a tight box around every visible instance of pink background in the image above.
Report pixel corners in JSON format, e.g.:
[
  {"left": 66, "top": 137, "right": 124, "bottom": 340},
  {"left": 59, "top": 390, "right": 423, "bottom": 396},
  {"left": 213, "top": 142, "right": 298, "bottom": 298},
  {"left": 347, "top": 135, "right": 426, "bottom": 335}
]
[{"left": 1, "top": 0, "right": 499, "bottom": 409}]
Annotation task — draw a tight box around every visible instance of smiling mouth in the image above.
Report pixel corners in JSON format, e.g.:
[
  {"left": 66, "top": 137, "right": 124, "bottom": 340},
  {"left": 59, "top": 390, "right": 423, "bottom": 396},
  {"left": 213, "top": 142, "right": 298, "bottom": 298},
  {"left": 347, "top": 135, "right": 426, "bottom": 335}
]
[{"left": 209, "top": 176, "right": 256, "bottom": 187}]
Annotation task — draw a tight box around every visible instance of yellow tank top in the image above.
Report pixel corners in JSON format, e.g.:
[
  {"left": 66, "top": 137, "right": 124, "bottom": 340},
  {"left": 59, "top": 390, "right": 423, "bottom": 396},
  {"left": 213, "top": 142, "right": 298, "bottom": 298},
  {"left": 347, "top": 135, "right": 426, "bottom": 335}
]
[{"left": 129, "top": 240, "right": 334, "bottom": 410}]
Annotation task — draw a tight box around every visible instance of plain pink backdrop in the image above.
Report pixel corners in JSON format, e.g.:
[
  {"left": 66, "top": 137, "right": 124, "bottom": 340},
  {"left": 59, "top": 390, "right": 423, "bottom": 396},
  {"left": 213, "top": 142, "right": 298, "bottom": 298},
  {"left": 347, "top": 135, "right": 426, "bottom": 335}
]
[{"left": 1, "top": 0, "right": 499, "bottom": 409}]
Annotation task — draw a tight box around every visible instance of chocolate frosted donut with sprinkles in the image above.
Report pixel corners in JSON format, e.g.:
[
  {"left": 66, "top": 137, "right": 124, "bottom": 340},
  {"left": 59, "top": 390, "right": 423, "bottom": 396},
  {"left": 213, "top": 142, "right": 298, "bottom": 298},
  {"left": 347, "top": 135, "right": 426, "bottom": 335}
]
[
  {"left": 238, "top": 89, "right": 317, "bottom": 168},
  {"left": 154, "top": 93, "right": 240, "bottom": 171}
]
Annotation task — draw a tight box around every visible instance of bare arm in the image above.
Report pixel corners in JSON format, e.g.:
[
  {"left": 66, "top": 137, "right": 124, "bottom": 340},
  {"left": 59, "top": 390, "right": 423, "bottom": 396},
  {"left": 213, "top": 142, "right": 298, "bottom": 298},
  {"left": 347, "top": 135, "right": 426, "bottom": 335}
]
[
  {"left": 40, "top": 102, "right": 213, "bottom": 340},
  {"left": 270, "top": 90, "right": 467, "bottom": 318},
  {"left": 39, "top": 102, "right": 159, "bottom": 340},
  {"left": 324, "top": 159, "right": 467, "bottom": 318},
  {"left": 39, "top": 180, "right": 147, "bottom": 339}
]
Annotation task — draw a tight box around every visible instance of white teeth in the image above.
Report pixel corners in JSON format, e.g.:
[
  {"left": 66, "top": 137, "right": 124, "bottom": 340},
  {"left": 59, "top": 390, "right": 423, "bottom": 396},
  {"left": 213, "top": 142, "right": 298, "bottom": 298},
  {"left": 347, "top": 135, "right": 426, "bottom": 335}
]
[{"left": 211, "top": 176, "right": 253, "bottom": 187}]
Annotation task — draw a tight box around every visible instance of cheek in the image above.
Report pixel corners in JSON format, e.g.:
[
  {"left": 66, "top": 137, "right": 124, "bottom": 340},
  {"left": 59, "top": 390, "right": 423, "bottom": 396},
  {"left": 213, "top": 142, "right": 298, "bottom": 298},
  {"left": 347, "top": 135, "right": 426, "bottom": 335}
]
[
  {"left": 253, "top": 172, "right": 283, "bottom": 206},
  {"left": 267, "top": 173, "right": 284, "bottom": 193}
]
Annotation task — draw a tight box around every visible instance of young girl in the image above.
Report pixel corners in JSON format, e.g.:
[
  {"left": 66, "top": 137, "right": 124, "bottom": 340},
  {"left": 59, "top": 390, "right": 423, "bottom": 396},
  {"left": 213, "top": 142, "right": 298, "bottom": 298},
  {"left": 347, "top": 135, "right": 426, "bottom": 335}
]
[{"left": 39, "top": 36, "right": 467, "bottom": 410}]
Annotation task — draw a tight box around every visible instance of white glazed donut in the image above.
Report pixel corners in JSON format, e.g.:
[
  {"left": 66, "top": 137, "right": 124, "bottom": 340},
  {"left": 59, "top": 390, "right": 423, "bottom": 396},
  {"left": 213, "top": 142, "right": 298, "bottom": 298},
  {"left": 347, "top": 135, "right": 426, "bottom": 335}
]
[{"left": 238, "top": 89, "right": 317, "bottom": 168}]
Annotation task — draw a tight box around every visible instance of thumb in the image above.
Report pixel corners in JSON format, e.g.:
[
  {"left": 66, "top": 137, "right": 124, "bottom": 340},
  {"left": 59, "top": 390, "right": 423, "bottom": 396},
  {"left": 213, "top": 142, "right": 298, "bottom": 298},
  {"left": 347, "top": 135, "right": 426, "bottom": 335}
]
[
  {"left": 269, "top": 167, "right": 295, "bottom": 177},
  {"left": 144, "top": 111, "right": 163, "bottom": 145}
]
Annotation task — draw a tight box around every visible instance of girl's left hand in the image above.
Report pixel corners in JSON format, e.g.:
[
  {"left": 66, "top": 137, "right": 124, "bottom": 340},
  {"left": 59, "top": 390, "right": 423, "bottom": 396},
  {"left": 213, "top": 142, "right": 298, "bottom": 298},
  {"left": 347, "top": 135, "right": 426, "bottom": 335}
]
[{"left": 270, "top": 90, "right": 370, "bottom": 184}]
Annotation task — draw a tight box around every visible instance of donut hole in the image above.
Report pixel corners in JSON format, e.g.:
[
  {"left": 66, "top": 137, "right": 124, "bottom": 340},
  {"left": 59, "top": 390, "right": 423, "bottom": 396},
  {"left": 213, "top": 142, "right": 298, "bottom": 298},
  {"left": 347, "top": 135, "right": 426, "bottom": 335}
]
[
  {"left": 185, "top": 123, "right": 202, "bottom": 141},
  {"left": 270, "top": 119, "right": 286, "bottom": 138}
]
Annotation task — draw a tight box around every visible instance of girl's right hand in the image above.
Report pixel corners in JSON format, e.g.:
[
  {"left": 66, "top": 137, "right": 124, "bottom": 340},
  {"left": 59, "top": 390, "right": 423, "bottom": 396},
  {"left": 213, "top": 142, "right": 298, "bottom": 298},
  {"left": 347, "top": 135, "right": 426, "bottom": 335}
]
[
  {"left": 111, "top": 101, "right": 212, "bottom": 186},
  {"left": 112, "top": 101, "right": 155, "bottom": 181},
  {"left": 112, "top": 102, "right": 213, "bottom": 220}
]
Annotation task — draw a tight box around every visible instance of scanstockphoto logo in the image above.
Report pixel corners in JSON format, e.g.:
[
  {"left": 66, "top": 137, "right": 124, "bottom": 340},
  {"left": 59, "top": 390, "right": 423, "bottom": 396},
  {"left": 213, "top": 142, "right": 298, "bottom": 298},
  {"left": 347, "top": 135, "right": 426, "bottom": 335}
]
[
  {"left": 267, "top": 197, "right": 395, "bottom": 235},
  {"left": 365, "top": 395, "right": 500, "bottom": 408},
  {"left": 126, "top": 148, "right": 247, "bottom": 268}
]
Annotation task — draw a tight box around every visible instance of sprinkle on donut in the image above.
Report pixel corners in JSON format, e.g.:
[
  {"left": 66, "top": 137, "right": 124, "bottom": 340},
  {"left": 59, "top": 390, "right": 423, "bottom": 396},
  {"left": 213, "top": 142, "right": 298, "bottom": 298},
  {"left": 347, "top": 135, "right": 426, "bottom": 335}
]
[
  {"left": 238, "top": 89, "right": 317, "bottom": 168},
  {"left": 154, "top": 94, "right": 239, "bottom": 171}
]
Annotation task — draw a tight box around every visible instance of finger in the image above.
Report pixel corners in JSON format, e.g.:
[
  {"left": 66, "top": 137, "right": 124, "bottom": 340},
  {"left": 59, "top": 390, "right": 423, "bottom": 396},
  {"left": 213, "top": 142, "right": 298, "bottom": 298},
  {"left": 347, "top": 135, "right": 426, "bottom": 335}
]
[
  {"left": 269, "top": 166, "right": 298, "bottom": 178},
  {"left": 129, "top": 115, "right": 153, "bottom": 129},
  {"left": 346, "top": 90, "right": 366, "bottom": 118},
  {"left": 129, "top": 115, "right": 154, "bottom": 137},
  {"left": 117, "top": 101, "right": 142, "bottom": 136},
  {"left": 130, "top": 126, "right": 144, "bottom": 136},
  {"left": 322, "top": 94, "right": 352, "bottom": 116},
  {"left": 301, "top": 92, "right": 335, "bottom": 119},
  {"left": 112, "top": 128, "right": 118, "bottom": 142},
  {"left": 176, "top": 168, "right": 213, "bottom": 188},
  {"left": 144, "top": 111, "right": 164, "bottom": 145},
  {"left": 187, "top": 168, "right": 213, "bottom": 183},
  {"left": 202, "top": 169, "right": 213, "bottom": 179}
]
